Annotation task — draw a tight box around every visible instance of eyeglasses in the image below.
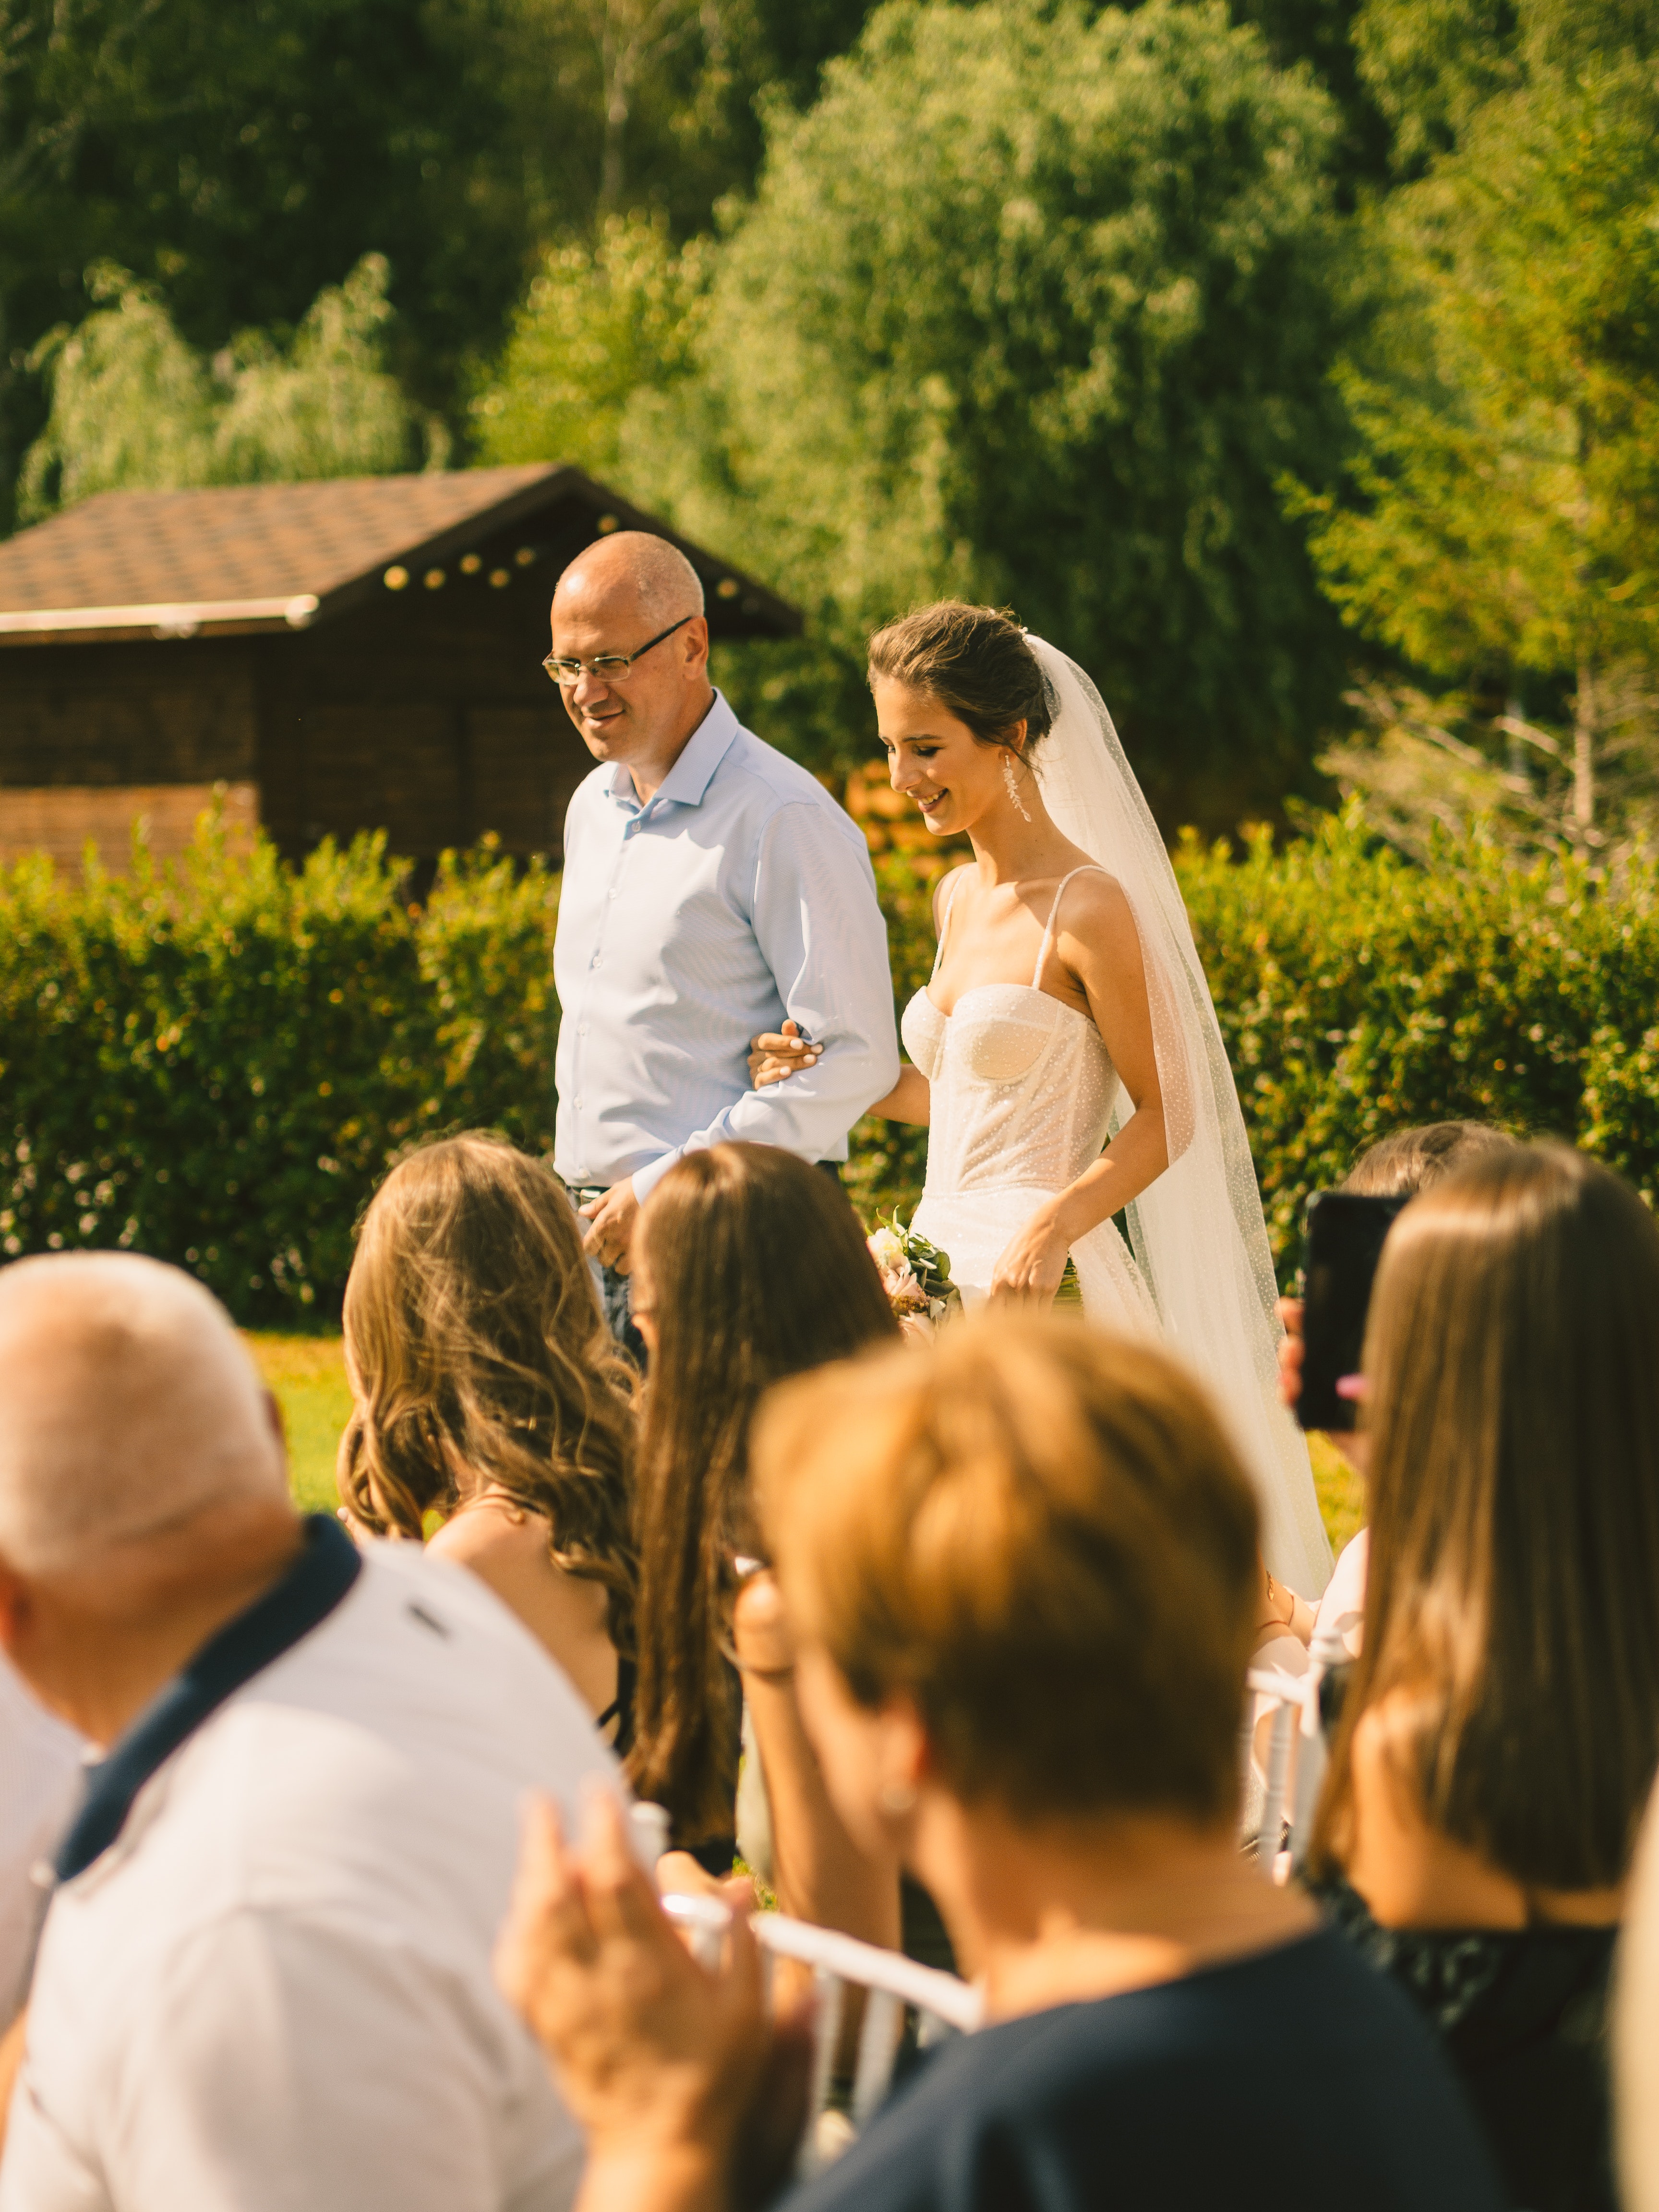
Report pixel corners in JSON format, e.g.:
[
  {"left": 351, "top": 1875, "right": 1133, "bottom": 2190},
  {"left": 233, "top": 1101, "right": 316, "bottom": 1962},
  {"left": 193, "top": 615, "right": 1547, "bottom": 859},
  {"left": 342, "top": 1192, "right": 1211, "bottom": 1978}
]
[{"left": 542, "top": 614, "right": 693, "bottom": 687}]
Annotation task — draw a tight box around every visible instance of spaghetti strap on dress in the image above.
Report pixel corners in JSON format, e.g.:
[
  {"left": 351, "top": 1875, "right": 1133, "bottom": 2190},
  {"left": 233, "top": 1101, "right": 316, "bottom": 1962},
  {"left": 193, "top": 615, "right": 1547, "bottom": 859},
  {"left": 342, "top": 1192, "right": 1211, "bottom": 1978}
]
[{"left": 900, "top": 866, "right": 1157, "bottom": 1335}]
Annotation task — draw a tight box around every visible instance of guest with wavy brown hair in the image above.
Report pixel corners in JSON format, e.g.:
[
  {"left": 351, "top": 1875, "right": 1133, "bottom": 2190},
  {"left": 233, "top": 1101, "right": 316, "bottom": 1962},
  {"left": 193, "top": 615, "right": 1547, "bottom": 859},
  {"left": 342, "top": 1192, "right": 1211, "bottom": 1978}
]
[
  {"left": 624, "top": 1142, "right": 899, "bottom": 1936},
  {"left": 1308, "top": 1142, "right": 1659, "bottom": 2212},
  {"left": 338, "top": 1134, "right": 638, "bottom": 1739}
]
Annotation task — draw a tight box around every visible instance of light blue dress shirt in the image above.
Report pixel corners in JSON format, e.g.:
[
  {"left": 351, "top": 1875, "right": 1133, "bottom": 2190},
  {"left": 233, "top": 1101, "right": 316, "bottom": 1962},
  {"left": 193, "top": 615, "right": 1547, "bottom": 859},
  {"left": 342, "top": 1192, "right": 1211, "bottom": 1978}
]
[{"left": 553, "top": 691, "right": 900, "bottom": 1201}]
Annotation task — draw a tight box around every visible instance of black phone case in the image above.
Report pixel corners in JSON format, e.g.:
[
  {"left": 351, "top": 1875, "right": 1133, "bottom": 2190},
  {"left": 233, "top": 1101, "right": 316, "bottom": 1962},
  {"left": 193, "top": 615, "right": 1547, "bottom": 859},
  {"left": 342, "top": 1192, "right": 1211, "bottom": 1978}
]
[{"left": 1298, "top": 1190, "right": 1409, "bottom": 1431}]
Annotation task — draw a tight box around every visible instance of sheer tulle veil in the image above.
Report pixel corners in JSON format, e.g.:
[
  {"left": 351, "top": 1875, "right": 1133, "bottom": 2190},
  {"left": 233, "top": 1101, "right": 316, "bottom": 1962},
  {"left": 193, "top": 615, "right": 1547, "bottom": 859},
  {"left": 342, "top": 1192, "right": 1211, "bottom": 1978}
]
[{"left": 1027, "top": 636, "right": 1332, "bottom": 1597}]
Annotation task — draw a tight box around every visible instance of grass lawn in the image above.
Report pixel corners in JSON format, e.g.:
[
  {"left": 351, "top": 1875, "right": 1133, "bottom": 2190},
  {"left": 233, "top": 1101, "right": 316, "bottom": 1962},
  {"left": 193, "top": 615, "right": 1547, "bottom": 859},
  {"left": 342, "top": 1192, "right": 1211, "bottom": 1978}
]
[
  {"left": 251, "top": 1328, "right": 1369, "bottom": 1560},
  {"left": 246, "top": 1333, "right": 354, "bottom": 1516},
  {"left": 1309, "top": 1431, "right": 1364, "bottom": 1557}
]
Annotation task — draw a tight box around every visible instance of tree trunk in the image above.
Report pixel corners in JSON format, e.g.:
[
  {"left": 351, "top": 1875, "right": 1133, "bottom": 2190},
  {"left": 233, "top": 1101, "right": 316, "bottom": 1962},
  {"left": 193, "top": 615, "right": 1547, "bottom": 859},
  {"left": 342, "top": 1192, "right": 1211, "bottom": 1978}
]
[
  {"left": 1572, "top": 663, "right": 1597, "bottom": 856},
  {"left": 599, "top": 88, "right": 626, "bottom": 216}
]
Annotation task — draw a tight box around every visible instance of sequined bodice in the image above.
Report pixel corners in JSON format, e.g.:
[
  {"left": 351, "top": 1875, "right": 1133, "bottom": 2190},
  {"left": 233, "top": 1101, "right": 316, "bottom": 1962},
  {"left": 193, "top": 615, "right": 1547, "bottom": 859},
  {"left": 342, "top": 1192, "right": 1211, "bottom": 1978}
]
[{"left": 901, "top": 981, "right": 1120, "bottom": 1197}]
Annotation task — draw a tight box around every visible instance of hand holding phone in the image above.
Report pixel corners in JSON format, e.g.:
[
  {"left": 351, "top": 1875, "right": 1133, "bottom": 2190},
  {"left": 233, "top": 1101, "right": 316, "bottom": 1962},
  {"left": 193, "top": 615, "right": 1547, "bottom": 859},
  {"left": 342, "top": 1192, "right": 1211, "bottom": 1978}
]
[{"left": 1297, "top": 1191, "right": 1409, "bottom": 1431}]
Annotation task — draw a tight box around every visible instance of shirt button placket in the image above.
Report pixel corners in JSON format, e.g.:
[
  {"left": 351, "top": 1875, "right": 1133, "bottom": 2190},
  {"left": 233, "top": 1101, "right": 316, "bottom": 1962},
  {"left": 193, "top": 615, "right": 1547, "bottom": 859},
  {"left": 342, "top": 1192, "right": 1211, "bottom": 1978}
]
[{"left": 577, "top": 836, "right": 631, "bottom": 1173}]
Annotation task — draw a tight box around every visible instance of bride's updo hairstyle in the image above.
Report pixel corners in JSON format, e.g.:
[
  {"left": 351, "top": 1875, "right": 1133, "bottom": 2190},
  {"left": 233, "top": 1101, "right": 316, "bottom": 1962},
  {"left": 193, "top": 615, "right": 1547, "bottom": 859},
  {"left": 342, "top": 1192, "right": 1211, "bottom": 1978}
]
[{"left": 867, "top": 601, "right": 1054, "bottom": 754}]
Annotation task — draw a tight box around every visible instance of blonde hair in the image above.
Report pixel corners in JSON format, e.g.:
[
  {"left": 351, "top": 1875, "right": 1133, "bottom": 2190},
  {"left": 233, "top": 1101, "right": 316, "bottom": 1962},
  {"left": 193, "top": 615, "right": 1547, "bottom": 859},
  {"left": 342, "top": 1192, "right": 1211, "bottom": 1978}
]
[
  {"left": 338, "top": 1136, "right": 637, "bottom": 1645},
  {"left": 752, "top": 1312, "right": 1260, "bottom": 1825},
  {"left": 1343, "top": 1120, "right": 1518, "bottom": 1197}
]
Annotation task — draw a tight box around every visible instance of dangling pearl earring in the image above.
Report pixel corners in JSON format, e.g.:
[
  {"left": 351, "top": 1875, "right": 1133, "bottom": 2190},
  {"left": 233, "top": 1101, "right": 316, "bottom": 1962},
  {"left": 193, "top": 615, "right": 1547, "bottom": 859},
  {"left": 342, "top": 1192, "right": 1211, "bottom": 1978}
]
[
  {"left": 1002, "top": 747, "right": 1033, "bottom": 822},
  {"left": 878, "top": 1779, "right": 918, "bottom": 1816}
]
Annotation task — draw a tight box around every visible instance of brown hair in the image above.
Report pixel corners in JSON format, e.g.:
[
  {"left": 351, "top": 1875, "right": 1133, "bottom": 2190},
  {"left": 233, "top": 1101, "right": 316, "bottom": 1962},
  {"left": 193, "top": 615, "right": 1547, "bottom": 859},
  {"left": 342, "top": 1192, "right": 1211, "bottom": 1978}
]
[
  {"left": 1344, "top": 1120, "right": 1519, "bottom": 1197},
  {"left": 1311, "top": 1143, "right": 1659, "bottom": 1889},
  {"left": 338, "top": 1135, "right": 637, "bottom": 1647},
  {"left": 754, "top": 1313, "right": 1261, "bottom": 1826},
  {"left": 627, "top": 1144, "right": 899, "bottom": 1839},
  {"left": 866, "top": 601, "right": 1054, "bottom": 752}
]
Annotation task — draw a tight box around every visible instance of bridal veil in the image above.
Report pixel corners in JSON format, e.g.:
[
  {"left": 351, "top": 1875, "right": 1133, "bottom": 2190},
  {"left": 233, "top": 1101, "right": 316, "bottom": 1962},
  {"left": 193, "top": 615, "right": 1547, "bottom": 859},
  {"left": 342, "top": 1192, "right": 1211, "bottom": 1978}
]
[{"left": 1027, "top": 636, "right": 1332, "bottom": 1598}]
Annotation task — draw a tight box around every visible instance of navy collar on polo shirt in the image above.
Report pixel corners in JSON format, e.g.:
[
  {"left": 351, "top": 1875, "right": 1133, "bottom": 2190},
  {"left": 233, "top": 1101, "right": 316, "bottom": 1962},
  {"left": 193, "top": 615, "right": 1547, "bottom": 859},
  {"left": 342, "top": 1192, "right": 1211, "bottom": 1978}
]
[
  {"left": 55, "top": 1514, "right": 362, "bottom": 1885},
  {"left": 604, "top": 689, "right": 740, "bottom": 817}
]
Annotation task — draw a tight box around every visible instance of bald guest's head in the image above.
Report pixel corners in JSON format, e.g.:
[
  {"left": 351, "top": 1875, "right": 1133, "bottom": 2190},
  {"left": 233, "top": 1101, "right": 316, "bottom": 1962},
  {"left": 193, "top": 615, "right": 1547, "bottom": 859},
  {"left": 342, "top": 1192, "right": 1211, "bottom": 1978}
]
[
  {"left": 0, "top": 1253, "right": 287, "bottom": 1577},
  {"left": 549, "top": 531, "right": 713, "bottom": 798}
]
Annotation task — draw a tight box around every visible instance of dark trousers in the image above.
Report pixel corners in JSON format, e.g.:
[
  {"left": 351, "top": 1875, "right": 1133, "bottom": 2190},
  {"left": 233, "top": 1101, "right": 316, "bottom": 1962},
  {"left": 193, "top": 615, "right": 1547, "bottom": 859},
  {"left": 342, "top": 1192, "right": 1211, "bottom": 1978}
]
[{"left": 596, "top": 1254, "right": 649, "bottom": 1369}]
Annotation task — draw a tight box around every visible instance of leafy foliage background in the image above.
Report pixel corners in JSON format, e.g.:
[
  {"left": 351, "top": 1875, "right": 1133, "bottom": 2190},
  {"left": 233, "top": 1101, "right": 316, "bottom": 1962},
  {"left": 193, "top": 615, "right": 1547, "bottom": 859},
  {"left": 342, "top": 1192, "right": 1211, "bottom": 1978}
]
[
  {"left": 0, "top": 827, "right": 557, "bottom": 1321},
  {"left": 5, "top": 816, "right": 1656, "bottom": 1318}
]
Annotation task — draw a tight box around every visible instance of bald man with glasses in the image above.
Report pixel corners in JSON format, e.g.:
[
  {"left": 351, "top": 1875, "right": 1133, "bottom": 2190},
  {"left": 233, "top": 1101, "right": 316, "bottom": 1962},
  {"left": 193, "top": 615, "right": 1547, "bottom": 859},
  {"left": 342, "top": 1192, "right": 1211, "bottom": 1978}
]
[{"left": 546, "top": 533, "right": 899, "bottom": 1354}]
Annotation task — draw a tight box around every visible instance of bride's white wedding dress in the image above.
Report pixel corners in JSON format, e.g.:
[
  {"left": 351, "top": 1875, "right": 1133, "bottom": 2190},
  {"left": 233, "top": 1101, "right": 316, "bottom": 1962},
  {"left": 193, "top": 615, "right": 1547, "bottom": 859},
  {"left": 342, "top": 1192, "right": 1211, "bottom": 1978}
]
[
  {"left": 897, "top": 637, "right": 1333, "bottom": 1599},
  {"left": 907, "top": 866, "right": 1158, "bottom": 1334}
]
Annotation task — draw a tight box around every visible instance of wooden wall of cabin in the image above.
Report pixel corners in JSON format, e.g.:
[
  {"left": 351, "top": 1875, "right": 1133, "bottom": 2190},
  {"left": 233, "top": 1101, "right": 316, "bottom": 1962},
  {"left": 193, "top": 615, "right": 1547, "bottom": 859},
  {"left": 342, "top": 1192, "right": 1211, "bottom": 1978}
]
[
  {"left": 0, "top": 637, "right": 259, "bottom": 785},
  {"left": 0, "top": 488, "right": 776, "bottom": 869},
  {"left": 0, "top": 636, "right": 260, "bottom": 866},
  {"left": 253, "top": 572, "right": 591, "bottom": 864}
]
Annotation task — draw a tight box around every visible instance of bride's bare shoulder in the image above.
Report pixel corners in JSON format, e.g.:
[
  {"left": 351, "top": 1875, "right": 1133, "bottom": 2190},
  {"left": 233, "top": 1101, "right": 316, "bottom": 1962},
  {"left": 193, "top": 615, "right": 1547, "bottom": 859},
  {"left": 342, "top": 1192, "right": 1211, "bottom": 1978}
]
[
  {"left": 1056, "top": 869, "right": 1147, "bottom": 997},
  {"left": 931, "top": 861, "right": 975, "bottom": 929},
  {"left": 1059, "top": 865, "right": 1134, "bottom": 933}
]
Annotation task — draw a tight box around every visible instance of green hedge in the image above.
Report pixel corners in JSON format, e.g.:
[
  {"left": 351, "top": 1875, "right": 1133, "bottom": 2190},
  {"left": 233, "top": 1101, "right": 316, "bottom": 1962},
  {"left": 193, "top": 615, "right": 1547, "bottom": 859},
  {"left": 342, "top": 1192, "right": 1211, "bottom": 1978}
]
[
  {"left": 1178, "top": 811, "right": 1659, "bottom": 1276},
  {"left": 3, "top": 809, "right": 1656, "bottom": 1318},
  {"left": 0, "top": 826, "right": 557, "bottom": 1322},
  {"left": 866, "top": 811, "right": 1659, "bottom": 1281}
]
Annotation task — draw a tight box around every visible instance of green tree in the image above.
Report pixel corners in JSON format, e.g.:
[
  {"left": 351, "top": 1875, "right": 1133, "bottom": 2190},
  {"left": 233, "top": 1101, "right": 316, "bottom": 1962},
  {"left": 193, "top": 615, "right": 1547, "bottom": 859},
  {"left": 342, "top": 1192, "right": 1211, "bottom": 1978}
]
[
  {"left": 613, "top": 0, "right": 1362, "bottom": 825},
  {"left": 1297, "top": 45, "right": 1659, "bottom": 855},
  {"left": 1346, "top": 0, "right": 1659, "bottom": 171},
  {"left": 471, "top": 213, "right": 710, "bottom": 474},
  {"left": 0, "top": 0, "right": 892, "bottom": 529},
  {"left": 21, "top": 256, "right": 439, "bottom": 517},
  {"left": 0, "top": 0, "right": 545, "bottom": 522},
  {"left": 1227, "top": 0, "right": 1392, "bottom": 194}
]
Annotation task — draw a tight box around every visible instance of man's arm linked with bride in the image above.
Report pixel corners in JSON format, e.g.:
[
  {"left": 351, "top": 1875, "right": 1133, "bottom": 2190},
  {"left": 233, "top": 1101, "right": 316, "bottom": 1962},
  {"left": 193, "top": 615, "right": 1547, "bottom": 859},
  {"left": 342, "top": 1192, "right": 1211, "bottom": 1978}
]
[{"left": 753, "top": 649, "right": 1169, "bottom": 1306}]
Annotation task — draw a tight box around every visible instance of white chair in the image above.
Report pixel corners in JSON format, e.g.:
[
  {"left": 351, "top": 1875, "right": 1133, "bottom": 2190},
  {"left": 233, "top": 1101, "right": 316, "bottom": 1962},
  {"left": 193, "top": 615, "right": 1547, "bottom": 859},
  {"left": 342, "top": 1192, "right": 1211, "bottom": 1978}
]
[
  {"left": 661, "top": 1891, "right": 981, "bottom": 2171},
  {"left": 1241, "top": 1664, "right": 1328, "bottom": 1882}
]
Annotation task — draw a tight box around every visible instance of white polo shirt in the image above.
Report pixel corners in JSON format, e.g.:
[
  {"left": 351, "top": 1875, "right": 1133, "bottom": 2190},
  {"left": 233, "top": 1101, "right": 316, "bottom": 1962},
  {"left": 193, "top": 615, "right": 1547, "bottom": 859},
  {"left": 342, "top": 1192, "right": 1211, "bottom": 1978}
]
[
  {"left": 1, "top": 1539, "right": 610, "bottom": 2212},
  {"left": 0, "top": 1656, "right": 84, "bottom": 2024}
]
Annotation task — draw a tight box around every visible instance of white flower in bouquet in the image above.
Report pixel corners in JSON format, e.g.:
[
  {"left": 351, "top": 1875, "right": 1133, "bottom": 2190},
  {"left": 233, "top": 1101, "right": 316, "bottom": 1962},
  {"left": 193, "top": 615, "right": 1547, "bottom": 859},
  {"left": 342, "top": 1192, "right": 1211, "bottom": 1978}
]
[
  {"left": 867, "top": 1212, "right": 959, "bottom": 1328},
  {"left": 867, "top": 1226, "right": 907, "bottom": 1275}
]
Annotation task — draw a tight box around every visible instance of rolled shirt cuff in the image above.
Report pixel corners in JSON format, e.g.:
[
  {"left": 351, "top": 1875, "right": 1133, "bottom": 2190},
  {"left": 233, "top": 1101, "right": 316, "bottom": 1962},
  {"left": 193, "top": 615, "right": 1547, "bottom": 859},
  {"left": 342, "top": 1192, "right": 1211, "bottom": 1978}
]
[{"left": 629, "top": 1149, "right": 683, "bottom": 1207}]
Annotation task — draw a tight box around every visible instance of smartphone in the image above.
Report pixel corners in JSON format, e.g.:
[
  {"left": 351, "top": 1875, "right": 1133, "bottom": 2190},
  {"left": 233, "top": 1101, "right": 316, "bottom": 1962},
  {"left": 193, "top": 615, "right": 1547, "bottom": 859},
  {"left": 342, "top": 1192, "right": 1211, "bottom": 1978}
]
[{"left": 1297, "top": 1190, "right": 1410, "bottom": 1431}]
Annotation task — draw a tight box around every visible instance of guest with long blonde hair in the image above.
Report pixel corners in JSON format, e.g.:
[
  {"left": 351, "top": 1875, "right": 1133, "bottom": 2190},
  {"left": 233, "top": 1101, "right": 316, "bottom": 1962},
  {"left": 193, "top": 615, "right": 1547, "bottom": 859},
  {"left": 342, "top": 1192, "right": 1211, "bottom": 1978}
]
[{"left": 338, "top": 1134, "right": 637, "bottom": 1737}]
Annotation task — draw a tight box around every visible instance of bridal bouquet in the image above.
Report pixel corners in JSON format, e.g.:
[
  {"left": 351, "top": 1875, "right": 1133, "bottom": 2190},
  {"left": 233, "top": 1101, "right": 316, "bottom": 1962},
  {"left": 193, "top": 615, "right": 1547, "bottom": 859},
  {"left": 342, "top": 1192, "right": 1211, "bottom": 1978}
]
[{"left": 867, "top": 1212, "right": 959, "bottom": 1336}]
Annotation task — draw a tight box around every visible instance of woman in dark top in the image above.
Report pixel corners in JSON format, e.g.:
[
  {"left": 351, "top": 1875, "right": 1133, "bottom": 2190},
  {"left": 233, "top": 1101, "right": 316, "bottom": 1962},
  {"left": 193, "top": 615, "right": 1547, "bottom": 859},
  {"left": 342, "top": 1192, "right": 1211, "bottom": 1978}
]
[
  {"left": 495, "top": 1312, "right": 1507, "bottom": 2212},
  {"left": 1304, "top": 1144, "right": 1659, "bottom": 2212}
]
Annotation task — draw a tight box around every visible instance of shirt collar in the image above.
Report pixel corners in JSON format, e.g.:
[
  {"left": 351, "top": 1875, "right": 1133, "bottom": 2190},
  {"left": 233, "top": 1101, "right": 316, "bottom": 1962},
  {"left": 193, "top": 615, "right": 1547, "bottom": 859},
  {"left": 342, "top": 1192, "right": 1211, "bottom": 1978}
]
[
  {"left": 606, "top": 691, "right": 740, "bottom": 815},
  {"left": 54, "top": 1515, "right": 361, "bottom": 1884}
]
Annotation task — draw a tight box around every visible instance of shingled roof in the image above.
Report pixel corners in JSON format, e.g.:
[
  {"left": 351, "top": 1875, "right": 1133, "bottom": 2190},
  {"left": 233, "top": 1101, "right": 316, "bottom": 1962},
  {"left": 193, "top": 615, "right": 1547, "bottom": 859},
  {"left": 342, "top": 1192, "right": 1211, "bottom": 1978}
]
[{"left": 0, "top": 465, "right": 798, "bottom": 646}]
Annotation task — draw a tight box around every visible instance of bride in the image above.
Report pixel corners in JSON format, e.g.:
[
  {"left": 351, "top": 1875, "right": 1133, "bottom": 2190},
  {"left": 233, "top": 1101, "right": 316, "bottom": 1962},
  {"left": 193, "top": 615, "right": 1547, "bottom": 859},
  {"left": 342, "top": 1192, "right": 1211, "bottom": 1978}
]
[{"left": 755, "top": 601, "right": 1331, "bottom": 1598}]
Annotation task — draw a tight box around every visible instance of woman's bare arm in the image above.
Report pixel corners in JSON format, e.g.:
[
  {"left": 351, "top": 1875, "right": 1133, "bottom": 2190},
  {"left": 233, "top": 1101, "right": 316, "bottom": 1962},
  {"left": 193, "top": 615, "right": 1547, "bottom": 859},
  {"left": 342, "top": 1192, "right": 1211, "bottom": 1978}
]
[
  {"left": 989, "top": 871, "right": 1168, "bottom": 1300},
  {"left": 748, "top": 1032, "right": 930, "bottom": 1124},
  {"left": 732, "top": 1575, "right": 900, "bottom": 1948}
]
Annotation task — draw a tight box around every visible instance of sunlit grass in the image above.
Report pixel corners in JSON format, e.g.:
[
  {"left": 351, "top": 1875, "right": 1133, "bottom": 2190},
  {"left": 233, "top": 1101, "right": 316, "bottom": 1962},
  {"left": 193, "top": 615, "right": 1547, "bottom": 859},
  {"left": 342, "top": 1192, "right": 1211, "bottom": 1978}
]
[
  {"left": 246, "top": 1333, "right": 352, "bottom": 1516},
  {"left": 1310, "top": 1430, "right": 1365, "bottom": 1556}
]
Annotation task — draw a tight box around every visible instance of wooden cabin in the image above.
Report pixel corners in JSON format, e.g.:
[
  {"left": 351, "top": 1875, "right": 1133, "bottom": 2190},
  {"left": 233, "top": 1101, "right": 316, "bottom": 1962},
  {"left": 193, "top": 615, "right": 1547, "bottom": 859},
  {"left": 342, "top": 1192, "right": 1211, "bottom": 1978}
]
[{"left": 0, "top": 467, "right": 801, "bottom": 870}]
